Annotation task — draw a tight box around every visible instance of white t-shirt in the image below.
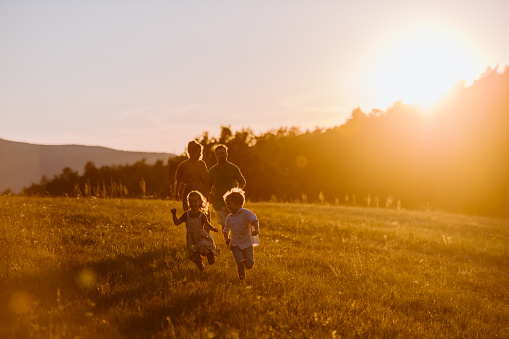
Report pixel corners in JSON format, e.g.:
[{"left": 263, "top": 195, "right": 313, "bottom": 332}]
[{"left": 224, "top": 207, "right": 259, "bottom": 249}]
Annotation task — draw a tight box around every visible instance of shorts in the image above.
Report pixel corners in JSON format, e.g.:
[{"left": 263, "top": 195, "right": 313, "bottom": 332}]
[{"left": 231, "top": 246, "right": 254, "bottom": 269}]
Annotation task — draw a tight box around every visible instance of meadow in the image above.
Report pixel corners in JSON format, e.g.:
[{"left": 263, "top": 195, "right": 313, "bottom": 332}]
[{"left": 0, "top": 196, "right": 508, "bottom": 338}]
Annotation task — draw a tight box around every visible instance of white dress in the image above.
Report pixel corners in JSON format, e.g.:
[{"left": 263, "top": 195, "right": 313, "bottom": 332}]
[{"left": 185, "top": 211, "right": 216, "bottom": 260}]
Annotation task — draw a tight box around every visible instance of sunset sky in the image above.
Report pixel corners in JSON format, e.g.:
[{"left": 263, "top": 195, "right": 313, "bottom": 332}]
[{"left": 1, "top": 0, "right": 508, "bottom": 154}]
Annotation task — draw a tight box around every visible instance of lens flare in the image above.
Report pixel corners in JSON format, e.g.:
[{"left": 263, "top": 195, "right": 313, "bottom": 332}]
[
  {"left": 9, "top": 291, "right": 33, "bottom": 314},
  {"left": 295, "top": 155, "right": 309, "bottom": 168},
  {"left": 76, "top": 268, "right": 97, "bottom": 289}
]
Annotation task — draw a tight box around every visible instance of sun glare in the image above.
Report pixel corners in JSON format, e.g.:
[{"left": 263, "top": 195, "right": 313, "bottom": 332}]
[{"left": 366, "top": 25, "right": 483, "bottom": 110}]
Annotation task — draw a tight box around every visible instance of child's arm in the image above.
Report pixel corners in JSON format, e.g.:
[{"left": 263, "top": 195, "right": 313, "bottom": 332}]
[
  {"left": 251, "top": 220, "right": 259, "bottom": 236},
  {"left": 223, "top": 223, "right": 231, "bottom": 245},
  {"left": 205, "top": 222, "right": 218, "bottom": 233},
  {"left": 171, "top": 208, "right": 184, "bottom": 225},
  {"left": 201, "top": 215, "right": 218, "bottom": 232}
]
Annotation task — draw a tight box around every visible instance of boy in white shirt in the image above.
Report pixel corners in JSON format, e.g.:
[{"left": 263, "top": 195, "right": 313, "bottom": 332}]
[{"left": 222, "top": 188, "right": 259, "bottom": 283}]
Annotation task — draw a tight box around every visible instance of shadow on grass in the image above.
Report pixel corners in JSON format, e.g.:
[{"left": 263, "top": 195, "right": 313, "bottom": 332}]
[
  {"left": 117, "top": 292, "right": 212, "bottom": 338},
  {"left": 0, "top": 245, "right": 211, "bottom": 337}
]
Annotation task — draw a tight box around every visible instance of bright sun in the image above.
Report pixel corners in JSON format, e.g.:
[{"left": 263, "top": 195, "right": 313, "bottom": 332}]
[{"left": 367, "top": 25, "right": 483, "bottom": 109}]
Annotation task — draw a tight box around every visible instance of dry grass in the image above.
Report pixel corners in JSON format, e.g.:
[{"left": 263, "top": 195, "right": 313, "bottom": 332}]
[{"left": 0, "top": 196, "right": 508, "bottom": 338}]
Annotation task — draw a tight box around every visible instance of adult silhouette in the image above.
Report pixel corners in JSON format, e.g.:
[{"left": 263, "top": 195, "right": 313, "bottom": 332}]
[
  {"left": 174, "top": 141, "right": 210, "bottom": 212},
  {"left": 208, "top": 144, "right": 246, "bottom": 231}
]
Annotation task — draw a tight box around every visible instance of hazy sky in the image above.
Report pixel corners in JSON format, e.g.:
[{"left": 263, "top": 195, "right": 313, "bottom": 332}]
[{"left": 1, "top": 0, "right": 508, "bottom": 154}]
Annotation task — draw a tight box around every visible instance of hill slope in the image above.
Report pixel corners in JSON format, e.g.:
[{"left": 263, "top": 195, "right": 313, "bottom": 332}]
[{"left": 0, "top": 138, "right": 175, "bottom": 193}]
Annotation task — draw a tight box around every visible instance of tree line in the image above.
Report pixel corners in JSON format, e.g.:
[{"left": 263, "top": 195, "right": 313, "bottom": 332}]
[{"left": 22, "top": 67, "right": 509, "bottom": 217}]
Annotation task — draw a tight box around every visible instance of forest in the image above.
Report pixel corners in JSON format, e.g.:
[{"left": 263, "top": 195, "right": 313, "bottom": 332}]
[{"left": 21, "top": 67, "right": 509, "bottom": 217}]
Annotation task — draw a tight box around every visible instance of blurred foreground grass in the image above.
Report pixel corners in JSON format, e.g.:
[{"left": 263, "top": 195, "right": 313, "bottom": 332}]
[{"left": 0, "top": 196, "right": 508, "bottom": 338}]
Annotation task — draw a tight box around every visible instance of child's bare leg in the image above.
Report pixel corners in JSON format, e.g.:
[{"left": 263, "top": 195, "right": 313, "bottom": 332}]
[
  {"left": 206, "top": 250, "right": 215, "bottom": 265},
  {"left": 231, "top": 246, "right": 247, "bottom": 281},
  {"left": 237, "top": 261, "right": 246, "bottom": 281},
  {"left": 244, "top": 246, "right": 255, "bottom": 269},
  {"left": 192, "top": 254, "right": 205, "bottom": 271}
]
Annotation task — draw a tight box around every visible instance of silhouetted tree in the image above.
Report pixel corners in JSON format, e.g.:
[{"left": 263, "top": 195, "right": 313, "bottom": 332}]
[{"left": 21, "top": 67, "right": 509, "bottom": 216}]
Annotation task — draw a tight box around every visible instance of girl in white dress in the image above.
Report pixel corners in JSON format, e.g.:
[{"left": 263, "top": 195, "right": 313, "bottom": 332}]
[{"left": 171, "top": 191, "right": 218, "bottom": 271}]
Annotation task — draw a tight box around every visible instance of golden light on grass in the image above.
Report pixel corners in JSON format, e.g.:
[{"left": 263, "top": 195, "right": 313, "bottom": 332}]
[
  {"left": 9, "top": 291, "right": 33, "bottom": 314},
  {"left": 1, "top": 196, "right": 508, "bottom": 337},
  {"left": 76, "top": 268, "right": 97, "bottom": 289}
]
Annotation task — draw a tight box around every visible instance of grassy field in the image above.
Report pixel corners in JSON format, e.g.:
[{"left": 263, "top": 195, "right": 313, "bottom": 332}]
[{"left": 0, "top": 196, "right": 508, "bottom": 338}]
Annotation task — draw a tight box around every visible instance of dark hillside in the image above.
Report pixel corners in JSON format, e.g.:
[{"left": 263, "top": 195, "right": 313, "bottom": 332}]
[{"left": 0, "top": 138, "right": 175, "bottom": 193}]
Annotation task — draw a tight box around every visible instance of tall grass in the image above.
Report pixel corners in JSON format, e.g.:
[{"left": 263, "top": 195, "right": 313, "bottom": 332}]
[{"left": 0, "top": 196, "right": 508, "bottom": 338}]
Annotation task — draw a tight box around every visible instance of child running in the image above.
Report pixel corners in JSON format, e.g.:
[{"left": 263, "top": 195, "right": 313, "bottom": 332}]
[
  {"left": 171, "top": 190, "right": 218, "bottom": 271},
  {"left": 222, "top": 188, "right": 260, "bottom": 283}
]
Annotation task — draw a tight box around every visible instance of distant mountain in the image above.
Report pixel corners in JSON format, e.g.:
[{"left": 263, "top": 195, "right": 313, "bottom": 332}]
[{"left": 0, "top": 138, "right": 176, "bottom": 193}]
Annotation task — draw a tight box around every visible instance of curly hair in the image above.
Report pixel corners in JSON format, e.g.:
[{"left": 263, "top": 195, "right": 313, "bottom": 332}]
[
  {"left": 187, "top": 190, "right": 209, "bottom": 213},
  {"left": 223, "top": 187, "right": 245, "bottom": 206}
]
